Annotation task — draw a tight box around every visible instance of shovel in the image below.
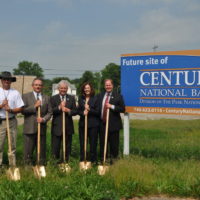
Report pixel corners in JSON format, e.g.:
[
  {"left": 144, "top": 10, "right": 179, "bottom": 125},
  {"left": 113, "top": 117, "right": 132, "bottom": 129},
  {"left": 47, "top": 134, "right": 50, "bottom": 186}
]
[
  {"left": 33, "top": 106, "right": 46, "bottom": 178},
  {"left": 98, "top": 109, "right": 110, "bottom": 175},
  {"left": 59, "top": 111, "right": 71, "bottom": 173},
  {"left": 6, "top": 111, "right": 21, "bottom": 181},
  {"left": 79, "top": 114, "right": 92, "bottom": 171}
]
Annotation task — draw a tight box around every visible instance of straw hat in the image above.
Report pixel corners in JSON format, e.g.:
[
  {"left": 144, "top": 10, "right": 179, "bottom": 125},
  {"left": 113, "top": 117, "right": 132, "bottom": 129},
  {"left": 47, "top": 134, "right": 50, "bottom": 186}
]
[{"left": 0, "top": 71, "right": 16, "bottom": 82}]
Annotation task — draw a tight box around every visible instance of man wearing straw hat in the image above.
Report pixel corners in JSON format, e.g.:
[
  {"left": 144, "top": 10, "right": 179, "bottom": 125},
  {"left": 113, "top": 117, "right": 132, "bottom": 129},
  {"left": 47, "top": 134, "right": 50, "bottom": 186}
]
[
  {"left": 99, "top": 79, "right": 125, "bottom": 164},
  {"left": 22, "top": 78, "right": 52, "bottom": 166},
  {"left": 0, "top": 71, "right": 24, "bottom": 167}
]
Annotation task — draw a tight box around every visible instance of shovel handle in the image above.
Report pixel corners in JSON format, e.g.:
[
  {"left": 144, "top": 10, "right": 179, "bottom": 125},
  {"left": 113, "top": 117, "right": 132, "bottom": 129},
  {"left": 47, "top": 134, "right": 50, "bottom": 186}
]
[
  {"left": 37, "top": 106, "right": 41, "bottom": 164},
  {"left": 6, "top": 111, "right": 12, "bottom": 153},
  {"left": 84, "top": 114, "right": 88, "bottom": 162},
  {"left": 84, "top": 99, "right": 89, "bottom": 163},
  {"left": 103, "top": 108, "right": 110, "bottom": 164},
  {"left": 63, "top": 111, "right": 66, "bottom": 162}
]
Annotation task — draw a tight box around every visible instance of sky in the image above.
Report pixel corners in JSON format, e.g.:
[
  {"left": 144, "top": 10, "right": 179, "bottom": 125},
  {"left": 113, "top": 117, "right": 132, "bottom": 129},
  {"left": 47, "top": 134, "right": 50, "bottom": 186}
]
[{"left": 0, "top": 0, "right": 200, "bottom": 79}]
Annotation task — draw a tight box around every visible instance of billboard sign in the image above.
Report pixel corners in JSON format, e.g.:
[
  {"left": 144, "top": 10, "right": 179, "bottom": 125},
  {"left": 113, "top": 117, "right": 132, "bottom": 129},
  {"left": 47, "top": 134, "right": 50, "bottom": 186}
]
[{"left": 121, "top": 50, "right": 200, "bottom": 115}]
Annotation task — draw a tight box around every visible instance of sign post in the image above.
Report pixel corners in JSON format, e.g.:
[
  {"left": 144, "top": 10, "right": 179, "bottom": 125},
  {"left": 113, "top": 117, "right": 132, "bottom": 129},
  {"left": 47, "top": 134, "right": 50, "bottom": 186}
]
[{"left": 123, "top": 112, "right": 130, "bottom": 155}]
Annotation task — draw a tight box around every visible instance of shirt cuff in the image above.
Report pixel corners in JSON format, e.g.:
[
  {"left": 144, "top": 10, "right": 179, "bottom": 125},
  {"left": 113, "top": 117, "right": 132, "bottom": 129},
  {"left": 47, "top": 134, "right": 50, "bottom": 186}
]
[{"left": 111, "top": 105, "right": 115, "bottom": 110}]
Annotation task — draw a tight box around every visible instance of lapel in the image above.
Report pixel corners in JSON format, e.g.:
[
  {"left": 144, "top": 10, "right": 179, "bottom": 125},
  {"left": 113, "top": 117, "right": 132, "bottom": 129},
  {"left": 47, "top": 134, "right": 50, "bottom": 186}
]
[
  {"left": 101, "top": 92, "right": 106, "bottom": 102},
  {"left": 65, "top": 94, "right": 70, "bottom": 106},
  {"left": 88, "top": 96, "right": 92, "bottom": 105},
  {"left": 31, "top": 92, "right": 37, "bottom": 104},
  {"left": 41, "top": 93, "right": 47, "bottom": 106},
  {"left": 100, "top": 92, "right": 106, "bottom": 109},
  {"left": 41, "top": 94, "right": 44, "bottom": 103},
  {"left": 109, "top": 91, "right": 115, "bottom": 104},
  {"left": 80, "top": 96, "right": 86, "bottom": 106},
  {"left": 40, "top": 94, "right": 44, "bottom": 111},
  {"left": 56, "top": 94, "right": 61, "bottom": 105}
]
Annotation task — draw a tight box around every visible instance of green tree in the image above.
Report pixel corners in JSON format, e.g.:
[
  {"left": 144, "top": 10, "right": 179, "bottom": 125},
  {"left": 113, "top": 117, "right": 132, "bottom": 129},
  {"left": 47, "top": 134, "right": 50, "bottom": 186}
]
[
  {"left": 13, "top": 61, "right": 44, "bottom": 77},
  {"left": 43, "top": 79, "right": 52, "bottom": 96},
  {"left": 81, "top": 71, "right": 95, "bottom": 84},
  {"left": 101, "top": 63, "right": 120, "bottom": 92},
  {"left": 93, "top": 72, "right": 102, "bottom": 94},
  {"left": 71, "top": 77, "right": 81, "bottom": 86},
  {"left": 51, "top": 77, "right": 71, "bottom": 84}
]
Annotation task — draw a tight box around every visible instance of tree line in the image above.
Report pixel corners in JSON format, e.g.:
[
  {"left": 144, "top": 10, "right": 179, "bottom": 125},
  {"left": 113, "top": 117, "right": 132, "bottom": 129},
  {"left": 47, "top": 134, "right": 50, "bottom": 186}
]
[{"left": 13, "top": 61, "right": 121, "bottom": 96}]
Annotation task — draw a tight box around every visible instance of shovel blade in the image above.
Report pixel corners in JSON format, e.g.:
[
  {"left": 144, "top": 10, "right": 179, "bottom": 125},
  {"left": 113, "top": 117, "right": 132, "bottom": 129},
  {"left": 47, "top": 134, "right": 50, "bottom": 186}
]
[
  {"left": 59, "top": 163, "right": 71, "bottom": 173},
  {"left": 7, "top": 167, "right": 21, "bottom": 181},
  {"left": 79, "top": 161, "right": 92, "bottom": 171},
  {"left": 97, "top": 165, "right": 109, "bottom": 176},
  {"left": 33, "top": 165, "right": 46, "bottom": 179}
]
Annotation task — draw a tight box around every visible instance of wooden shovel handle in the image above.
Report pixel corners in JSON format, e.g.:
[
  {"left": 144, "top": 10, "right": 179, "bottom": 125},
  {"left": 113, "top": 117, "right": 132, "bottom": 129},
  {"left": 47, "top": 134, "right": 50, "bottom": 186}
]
[
  {"left": 84, "top": 99, "right": 89, "bottom": 163},
  {"left": 6, "top": 111, "right": 12, "bottom": 153},
  {"left": 84, "top": 114, "right": 88, "bottom": 162},
  {"left": 103, "top": 108, "right": 110, "bottom": 164},
  {"left": 63, "top": 111, "right": 66, "bottom": 162},
  {"left": 37, "top": 106, "right": 41, "bottom": 164}
]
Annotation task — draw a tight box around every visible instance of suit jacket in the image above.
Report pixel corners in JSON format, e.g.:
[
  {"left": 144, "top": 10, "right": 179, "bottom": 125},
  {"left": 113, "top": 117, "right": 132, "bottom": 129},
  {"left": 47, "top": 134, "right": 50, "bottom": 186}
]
[
  {"left": 22, "top": 92, "right": 52, "bottom": 135},
  {"left": 50, "top": 94, "right": 77, "bottom": 136},
  {"left": 99, "top": 90, "right": 125, "bottom": 132},
  {"left": 78, "top": 95, "right": 100, "bottom": 129}
]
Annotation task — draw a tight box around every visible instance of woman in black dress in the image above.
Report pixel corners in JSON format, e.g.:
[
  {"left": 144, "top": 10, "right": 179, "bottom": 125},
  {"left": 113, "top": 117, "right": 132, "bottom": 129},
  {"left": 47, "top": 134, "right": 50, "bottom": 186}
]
[{"left": 78, "top": 82, "right": 100, "bottom": 164}]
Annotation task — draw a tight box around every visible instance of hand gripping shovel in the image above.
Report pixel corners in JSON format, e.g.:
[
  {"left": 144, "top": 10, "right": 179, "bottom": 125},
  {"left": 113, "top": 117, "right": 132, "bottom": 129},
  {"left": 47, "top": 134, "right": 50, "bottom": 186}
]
[
  {"left": 33, "top": 106, "right": 46, "bottom": 178},
  {"left": 59, "top": 111, "right": 71, "bottom": 173},
  {"left": 79, "top": 114, "right": 92, "bottom": 171},
  {"left": 6, "top": 111, "right": 21, "bottom": 181},
  {"left": 98, "top": 109, "right": 110, "bottom": 175}
]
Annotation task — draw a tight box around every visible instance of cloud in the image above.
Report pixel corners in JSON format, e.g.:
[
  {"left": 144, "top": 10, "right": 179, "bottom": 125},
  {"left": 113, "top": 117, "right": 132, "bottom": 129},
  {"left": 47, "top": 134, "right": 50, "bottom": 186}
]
[
  {"left": 97, "top": 0, "right": 174, "bottom": 5},
  {"left": 1, "top": 8, "right": 199, "bottom": 77},
  {"left": 30, "top": 0, "right": 73, "bottom": 7},
  {"left": 40, "top": 21, "right": 66, "bottom": 39},
  {"left": 137, "top": 9, "right": 200, "bottom": 49}
]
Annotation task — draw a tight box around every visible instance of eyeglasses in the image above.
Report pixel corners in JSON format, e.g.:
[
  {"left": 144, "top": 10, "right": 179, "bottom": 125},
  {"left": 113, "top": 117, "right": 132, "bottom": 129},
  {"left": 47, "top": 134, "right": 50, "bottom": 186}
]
[{"left": 2, "top": 78, "right": 12, "bottom": 81}]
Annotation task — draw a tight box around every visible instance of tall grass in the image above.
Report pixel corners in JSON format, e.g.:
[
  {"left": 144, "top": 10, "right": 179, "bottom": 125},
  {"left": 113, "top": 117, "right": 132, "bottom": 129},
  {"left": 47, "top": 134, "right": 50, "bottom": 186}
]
[
  {"left": 129, "top": 119, "right": 200, "bottom": 160},
  {"left": 1, "top": 119, "right": 200, "bottom": 199}
]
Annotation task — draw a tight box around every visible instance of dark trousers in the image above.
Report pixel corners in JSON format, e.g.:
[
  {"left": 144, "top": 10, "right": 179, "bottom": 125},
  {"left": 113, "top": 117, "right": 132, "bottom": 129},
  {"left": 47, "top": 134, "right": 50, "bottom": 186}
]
[
  {"left": 79, "top": 127, "right": 98, "bottom": 163},
  {"left": 24, "top": 133, "right": 46, "bottom": 165},
  {"left": 51, "top": 134, "right": 72, "bottom": 163},
  {"left": 99, "top": 123, "right": 119, "bottom": 162}
]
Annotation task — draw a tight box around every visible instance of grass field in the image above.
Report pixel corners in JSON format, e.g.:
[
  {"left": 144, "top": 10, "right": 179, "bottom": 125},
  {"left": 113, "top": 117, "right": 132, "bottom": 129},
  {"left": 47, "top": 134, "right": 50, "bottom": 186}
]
[{"left": 1, "top": 119, "right": 200, "bottom": 199}]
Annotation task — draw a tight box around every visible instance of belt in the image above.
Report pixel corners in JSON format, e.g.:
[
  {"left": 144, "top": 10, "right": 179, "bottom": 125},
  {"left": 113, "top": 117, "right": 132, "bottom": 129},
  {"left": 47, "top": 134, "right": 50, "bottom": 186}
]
[{"left": 1, "top": 116, "right": 15, "bottom": 121}]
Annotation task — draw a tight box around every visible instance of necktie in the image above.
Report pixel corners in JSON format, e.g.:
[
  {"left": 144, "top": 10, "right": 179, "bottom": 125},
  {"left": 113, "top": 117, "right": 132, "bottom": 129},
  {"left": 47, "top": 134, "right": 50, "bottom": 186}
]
[
  {"left": 102, "top": 93, "right": 109, "bottom": 122},
  {"left": 36, "top": 93, "right": 40, "bottom": 111},
  {"left": 61, "top": 96, "right": 66, "bottom": 108},
  {"left": 37, "top": 93, "right": 40, "bottom": 100}
]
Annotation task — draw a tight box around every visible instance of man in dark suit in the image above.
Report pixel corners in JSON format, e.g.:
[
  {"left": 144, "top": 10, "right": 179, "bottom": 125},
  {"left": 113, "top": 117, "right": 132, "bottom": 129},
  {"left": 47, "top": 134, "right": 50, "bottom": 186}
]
[
  {"left": 99, "top": 79, "right": 125, "bottom": 164},
  {"left": 50, "top": 80, "right": 77, "bottom": 163},
  {"left": 22, "top": 78, "right": 52, "bottom": 165}
]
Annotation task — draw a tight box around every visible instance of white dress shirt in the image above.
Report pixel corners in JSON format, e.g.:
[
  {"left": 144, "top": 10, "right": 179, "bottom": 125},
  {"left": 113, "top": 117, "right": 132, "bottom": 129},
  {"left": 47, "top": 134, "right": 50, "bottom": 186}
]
[
  {"left": 101, "top": 92, "right": 115, "bottom": 119},
  {"left": 0, "top": 88, "right": 24, "bottom": 118},
  {"left": 33, "top": 91, "right": 42, "bottom": 103}
]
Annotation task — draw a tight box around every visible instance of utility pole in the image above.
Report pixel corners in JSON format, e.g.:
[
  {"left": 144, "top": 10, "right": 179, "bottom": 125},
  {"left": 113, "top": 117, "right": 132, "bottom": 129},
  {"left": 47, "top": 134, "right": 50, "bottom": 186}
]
[{"left": 153, "top": 45, "right": 158, "bottom": 52}]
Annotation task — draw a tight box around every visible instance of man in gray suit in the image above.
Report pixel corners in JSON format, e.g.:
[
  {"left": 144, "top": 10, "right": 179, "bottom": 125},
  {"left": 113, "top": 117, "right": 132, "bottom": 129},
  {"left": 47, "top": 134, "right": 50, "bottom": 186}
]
[{"left": 22, "top": 78, "right": 52, "bottom": 165}]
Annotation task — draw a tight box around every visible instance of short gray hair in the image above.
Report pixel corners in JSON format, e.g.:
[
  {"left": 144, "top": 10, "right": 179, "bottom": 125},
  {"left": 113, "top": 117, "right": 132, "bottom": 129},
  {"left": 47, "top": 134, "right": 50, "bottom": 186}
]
[{"left": 57, "top": 80, "right": 68, "bottom": 89}]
